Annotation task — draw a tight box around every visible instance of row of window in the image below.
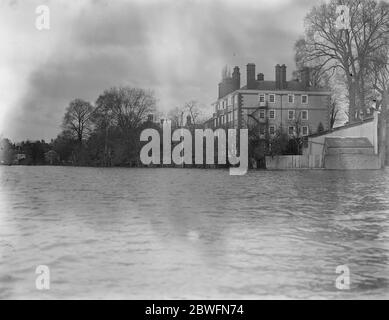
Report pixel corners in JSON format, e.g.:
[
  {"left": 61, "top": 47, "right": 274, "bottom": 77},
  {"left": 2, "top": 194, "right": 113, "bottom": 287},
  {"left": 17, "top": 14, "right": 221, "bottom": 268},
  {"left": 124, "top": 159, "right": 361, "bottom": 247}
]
[
  {"left": 214, "top": 110, "right": 238, "bottom": 126},
  {"left": 217, "top": 94, "right": 310, "bottom": 111},
  {"left": 260, "top": 109, "right": 309, "bottom": 120},
  {"left": 217, "top": 95, "right": 239, "bottom": 111},
  {"left": 259, "top": 94, "right": 308, "bottom": 104},
  {"left": 266, "top": 125, "right": 309, "bottom": 136}
]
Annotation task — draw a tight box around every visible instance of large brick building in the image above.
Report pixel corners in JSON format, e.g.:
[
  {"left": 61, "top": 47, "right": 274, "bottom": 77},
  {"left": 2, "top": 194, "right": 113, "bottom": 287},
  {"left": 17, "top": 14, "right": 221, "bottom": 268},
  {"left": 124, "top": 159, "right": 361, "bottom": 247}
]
[{"left": 205, "top": 63, "right": 331, "bottom": 138}]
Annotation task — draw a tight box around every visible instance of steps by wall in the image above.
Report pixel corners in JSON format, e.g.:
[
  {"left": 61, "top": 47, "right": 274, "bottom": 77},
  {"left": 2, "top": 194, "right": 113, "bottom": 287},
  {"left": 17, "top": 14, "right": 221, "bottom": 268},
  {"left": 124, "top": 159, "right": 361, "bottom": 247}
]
[
  {"left": 326, "top": 147, "right": 374, "bottom": 155},
  {"left": 324, "top": 154, "right": 381, "bottom": 169},
  {"left": 325, "top": 137, "right": 373, "bottom": 148},
  {"left": 323, "top": 137, "right": 380, "bottom": 169}
]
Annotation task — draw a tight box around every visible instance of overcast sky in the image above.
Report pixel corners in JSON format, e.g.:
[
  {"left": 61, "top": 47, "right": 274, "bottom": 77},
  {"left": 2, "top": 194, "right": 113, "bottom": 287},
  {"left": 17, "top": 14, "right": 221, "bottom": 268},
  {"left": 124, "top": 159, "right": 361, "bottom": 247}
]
[{"left": 0, "top": 0, "right": 321, "bottom": 141}]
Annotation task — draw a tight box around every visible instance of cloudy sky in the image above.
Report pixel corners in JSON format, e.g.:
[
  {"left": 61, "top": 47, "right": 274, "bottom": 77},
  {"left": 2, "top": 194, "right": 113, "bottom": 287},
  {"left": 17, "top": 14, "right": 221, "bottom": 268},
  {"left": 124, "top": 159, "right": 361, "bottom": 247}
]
[{"left": 0, "top": 0, "right": 321, "bottom": 141}]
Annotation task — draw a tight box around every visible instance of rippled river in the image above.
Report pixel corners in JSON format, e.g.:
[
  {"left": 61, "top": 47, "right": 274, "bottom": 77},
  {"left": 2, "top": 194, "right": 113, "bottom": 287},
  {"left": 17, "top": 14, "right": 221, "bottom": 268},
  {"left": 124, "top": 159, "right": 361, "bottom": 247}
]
[{"left": 0, "top": 166, "right": 389, "bottom": 299}]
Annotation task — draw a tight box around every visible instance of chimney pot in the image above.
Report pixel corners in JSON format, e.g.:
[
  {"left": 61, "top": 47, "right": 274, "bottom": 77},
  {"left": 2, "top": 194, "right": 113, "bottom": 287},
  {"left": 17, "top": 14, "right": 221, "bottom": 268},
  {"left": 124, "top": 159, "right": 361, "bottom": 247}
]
[
  {"left": 301, "top": 67, "right": 310, "bottom": 88},
  {"left": 281, "top": 64, "right": 287, "bottom": 89},
  {"left": 246, "top": 63, "right": 256, "bottom": 89},
  {"left": 275, "top": 64, "right": 281, "bottom": 89},
  {"left": 232, "top": 66, "right": 240, "bottom": 91}
]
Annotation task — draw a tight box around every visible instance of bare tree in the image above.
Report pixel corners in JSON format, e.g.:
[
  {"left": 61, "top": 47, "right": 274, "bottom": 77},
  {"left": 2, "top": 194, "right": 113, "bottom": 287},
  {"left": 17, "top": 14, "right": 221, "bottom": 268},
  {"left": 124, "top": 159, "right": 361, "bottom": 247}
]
[
  {"left": 95, "top": 86, "right": 156, "bottom": 162},
  {"left": 62, "top": 99, "right": 94, "bottom": 144},
  {"left": 329, "top": 99, "right": 341, "bottom": 129},
  {"left": 184, "top": 100, "right": 206, "bottom": 126},
  {"left": 167, "top": 106, "right": 185, "bottom": 128},
  {"left": 366, "top": 49, "right": 389, "bottom": 166},
  {"left": 299, "top": 0, "right": 389, "bottom": 122}
]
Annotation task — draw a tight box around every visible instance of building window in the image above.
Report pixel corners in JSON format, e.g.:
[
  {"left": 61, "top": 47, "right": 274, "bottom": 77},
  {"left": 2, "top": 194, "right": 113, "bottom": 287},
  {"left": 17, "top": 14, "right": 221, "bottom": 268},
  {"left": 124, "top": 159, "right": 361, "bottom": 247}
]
[
  {"left": 259, "top": 94, "right": 265, "bottom": 103},
  {"left": 259, "top": 110, "right": 265, "bottom": 119},
  {"left": 301, "top": 110, "right": 308, "bottom": 120},
  {"left": 214, "top": 119, "right": 217, "bottom": 127},
  {"left": 288, "top": 94, "right": 294, "bottom": 103},
  {"left": 302, "top": 126, "right": 309, "bottom": 136},
  {"left": 259, "top": 126, "right": 265, "bottom": 135},
  {"left": 269, "top": 94, "right": 275, "bottom": 103},
  {"left": 288, "top": 110, "right": 295, "bottom": 120},
  {"left": 269, "top": 125, "right": 276, "bottom": 135},
  {"left": 288, "top": 126, "right": 295, "bottom": 135},
  {"left": 234, "top": 95, "right": 239, "bottom": 106},
  {"left": 229, "top": 112, "right": 232, "bottom": 122},
  {"left": 301, "top": 95, "right": 308, "bottom": 104},
  {"left": 269, "top": 110, "right": 275, "bottom": 119}
]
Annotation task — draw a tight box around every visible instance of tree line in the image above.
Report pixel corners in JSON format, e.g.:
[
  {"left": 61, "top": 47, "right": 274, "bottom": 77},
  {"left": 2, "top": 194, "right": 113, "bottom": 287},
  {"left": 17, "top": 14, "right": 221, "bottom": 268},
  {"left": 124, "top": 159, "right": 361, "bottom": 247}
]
[
  {"left": 0, "top": 87, "right": 211, "bottom": 167},
  {"left": 0, "top": 87, "right": 157, "bottom": 166}
]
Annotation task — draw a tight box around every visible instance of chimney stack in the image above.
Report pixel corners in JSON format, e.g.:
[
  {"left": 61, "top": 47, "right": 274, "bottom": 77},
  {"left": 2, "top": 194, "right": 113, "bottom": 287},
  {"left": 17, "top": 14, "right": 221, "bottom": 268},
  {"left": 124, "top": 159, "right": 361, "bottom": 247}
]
[
  {"left": 257, "top": 73, "right": 264, "bottom": 81},
  {"left": 281, "top": 64, "right": 287, "bottom": 89},
  {"left": 275, "top": 64, "right": 281, "bottom": 89},
  {"left": 232, "top": 66, "right": 240, "bottom": 91},
  {"left": 301, "top": 67, "right": 310, "bottom": 88},
  {"left": 246, "top": 63, "right": 256, "bottom": 89}
]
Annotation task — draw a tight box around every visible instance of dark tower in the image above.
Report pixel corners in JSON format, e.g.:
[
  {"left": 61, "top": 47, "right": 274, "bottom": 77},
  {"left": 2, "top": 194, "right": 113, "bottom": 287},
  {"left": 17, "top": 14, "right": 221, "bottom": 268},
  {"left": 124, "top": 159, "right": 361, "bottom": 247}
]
[
  {"left": 281, "top": 64, "right": 287, "bottom": 89},
  {"left": 246, "top": 63, "right": 256, "bottom": 89},
  {"left": 232, "top": 66, "right": 240, "bottom": 91},
  {"left": 275, "top": 64, "right": 281, "bottom": 89}
]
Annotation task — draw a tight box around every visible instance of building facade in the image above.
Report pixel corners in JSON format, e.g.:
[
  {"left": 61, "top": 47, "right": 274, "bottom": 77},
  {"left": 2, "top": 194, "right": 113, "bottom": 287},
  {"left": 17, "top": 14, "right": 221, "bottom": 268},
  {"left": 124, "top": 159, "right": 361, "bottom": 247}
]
[{"left": 205, "top": 63, "right": 331, "bottom": 139}]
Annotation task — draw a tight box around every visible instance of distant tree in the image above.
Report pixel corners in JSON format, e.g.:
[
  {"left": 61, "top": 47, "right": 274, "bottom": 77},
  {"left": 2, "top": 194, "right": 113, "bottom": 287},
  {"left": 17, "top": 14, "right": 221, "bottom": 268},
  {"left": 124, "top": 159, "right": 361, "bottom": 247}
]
[
  {"left": 317, "top": 122, "right": 325, "bottom": 133},
  {"left": 52, "top": 130, "right": 78, "bottom": 164},
  {"left": 62, "top": 99, "right": 94, "bottom": 144},
  {"left": 268, "top": 130, "right": 290, "bottom": 156},
  {"left": 94, "top": 87, "right": 156, "bottom": 164},
  {"left": 0, "top": 138, "right": 15, "bottom": 164},
  {"left": 168, "top": 100, "right": 207, "bottom": 128},
  {"left": 184, "top": 100, "right": 203, "bottom": 126},
  {"left": 168, "top": 106, "right": 184, "bottom": 128},
  {"left": 366, "top": 48, "right": 389, "bottom": 166},
  {"left": 329, "top": 99, "right": 341, "bottom": 129}
]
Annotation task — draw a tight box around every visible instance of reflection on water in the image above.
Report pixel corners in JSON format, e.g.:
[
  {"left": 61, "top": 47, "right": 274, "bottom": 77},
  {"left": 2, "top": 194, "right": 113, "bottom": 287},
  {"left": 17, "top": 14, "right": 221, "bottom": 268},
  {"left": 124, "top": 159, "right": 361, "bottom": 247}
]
[{"left": 0, "top": 166, "right": 388, "bottom": 299}]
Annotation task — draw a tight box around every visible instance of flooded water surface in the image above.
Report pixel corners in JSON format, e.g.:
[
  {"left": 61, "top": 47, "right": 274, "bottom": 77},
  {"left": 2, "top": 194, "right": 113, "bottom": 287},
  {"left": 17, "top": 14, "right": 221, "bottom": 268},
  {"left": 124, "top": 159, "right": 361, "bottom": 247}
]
[{"left": 0, "top": 166, "right": 388, "bottom": 299}]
